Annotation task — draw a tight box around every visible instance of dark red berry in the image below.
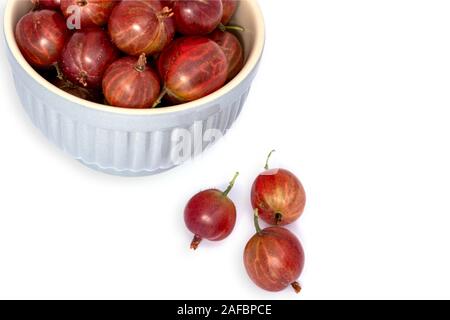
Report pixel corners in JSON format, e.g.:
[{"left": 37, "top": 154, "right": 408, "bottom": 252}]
[
  {"left": 103, "top": 54, "right": 161, "bottom": 109},
  {"left": 15, "top": 10, "right": 69, "bottom": 68},
  {"left": 209, "top": 29, "right": 244, "bottom": 81},
  {"left": 60, "top": 28, "right": 119, "bottom": 89},
  {"left": 156, "top": 36, "right": 228, "bottom": 105},
  {"left": 184, "top": 172, "right": 239, "bottom": 250},
  {"left": 244, "top": 211, "right": 305, "bottom": 293},
  {"left": 251, "top": 151, "right": 306, "bottom": 226},
  {"left": 61, "top": 0, "right": 116, "bottom": 29},
  {"left": 108, "top": 0, "right": 175, "bottom": 56},
  {"left": 173, "top": 0, "right": 223, "bottom": 36}
]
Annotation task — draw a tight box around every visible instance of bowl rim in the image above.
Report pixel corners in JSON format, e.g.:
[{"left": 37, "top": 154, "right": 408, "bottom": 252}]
[{"left": 4, "top": 0, "right": 265, "bottom": 116}]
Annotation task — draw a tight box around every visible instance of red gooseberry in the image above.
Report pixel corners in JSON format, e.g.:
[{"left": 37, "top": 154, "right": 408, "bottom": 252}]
[
  {"left": 102, "top": 54, "right": 161, "bottom": 109},
  {"left": 60, "top": 0, "right": 116, "bottom": 29},
  {"left": 184, "top": 172, "right": 239, "bottom": 250},
  {"left": 15, "top": 9, "right": 69, "bottom": 69},
  {"left": 108, "top": 0, "right": 175, "bottom": 56},
  {"left": 244, "top": 210, "right": 305, "bottom": 293},
  {"left": 155, "top": 36, "right": 228, "bottom": 106},
  {"left": 173, "top": 0, "right": 223, "bottom": 36},
  {"left": 251, "top": 151, "right": 306, "bottom": 226},
  {"left": 209, "top": 29, "right": 244, "bottom": 81},
  {"left": 59, "top": 28, "right": 119, "bottom": 89}
]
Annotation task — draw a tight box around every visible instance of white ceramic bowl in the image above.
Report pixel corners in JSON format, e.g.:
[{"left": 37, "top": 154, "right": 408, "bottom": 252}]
[{"left": 3, "top": 0, "right": 265, "bottom": 176}]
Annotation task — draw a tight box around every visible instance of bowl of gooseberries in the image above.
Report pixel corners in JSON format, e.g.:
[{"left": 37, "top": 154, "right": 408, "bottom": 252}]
[{"left": 4, "top": 0, "right": 265, "bottom": 176}]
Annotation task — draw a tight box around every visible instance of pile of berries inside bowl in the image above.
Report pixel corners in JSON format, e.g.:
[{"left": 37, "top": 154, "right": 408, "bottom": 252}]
[{"left": 15, "top": 0, "right": 244, "bottom": 109}]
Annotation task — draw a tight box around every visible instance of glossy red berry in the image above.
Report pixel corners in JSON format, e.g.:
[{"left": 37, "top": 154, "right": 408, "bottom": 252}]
[
  {"left": 15, "top": 10, "right": 69, "bottom": 69},
  {"left": 209, "top": 29, "right": 244, "bottom": 81},
  {"left": 184, "top": 172, "right": 239, "bottom": 250},
  {"left": 60, "top": 28, "right": 119, "bottom": 89},
  {"left": 61, "top": 0, "right": 116, "bottom": 29},
  {"left": 251, "top": 151, "right": 306, "bottom": 226},
  {"left": 173, "top": 0, "right": 223, "bottom": 35},
  {"left": 103, "top": 54, "right": 161, "bottom": 109},
  {"left": 244, "top": 211, "right": 305, "bottom": 293},
  {"left": 156, "top": 36, "right": 228, "bottom": 105},
  {"left": 108, "top": 0, "right": 175, "bottom": 56}
]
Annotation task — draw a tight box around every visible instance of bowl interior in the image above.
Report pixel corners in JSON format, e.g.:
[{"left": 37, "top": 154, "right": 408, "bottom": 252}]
[{"left": 4, "top": 0, "right": 265, "bottom": 115}]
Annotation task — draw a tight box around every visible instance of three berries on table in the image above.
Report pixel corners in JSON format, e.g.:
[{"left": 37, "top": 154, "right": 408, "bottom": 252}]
[{"left": 184, "top": 151, "right": 307, "bottom": 294}]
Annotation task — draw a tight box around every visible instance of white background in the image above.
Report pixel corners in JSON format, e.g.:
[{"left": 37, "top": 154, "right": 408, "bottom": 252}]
[{"left": 1, "top": 0, "right": 450, "bottom": 300}]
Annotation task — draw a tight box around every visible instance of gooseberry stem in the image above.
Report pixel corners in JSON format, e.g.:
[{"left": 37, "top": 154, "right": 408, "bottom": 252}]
[
  {"left": 254, "top": 208, "right": 262, "bottom": 234},
  {"left": 275, "top": 212, "right": 283, "bottom": 225},
  {"left": 190, "top": 235, "right": 202, "bottom": 250},
  {"left": 31, "top": 0, "right": 39, "bottom": 10},
  {"left": 264, "top": 150, "right": 276, "bottom": 170},
  {"left": 54, "top": 63, "right": 64, "bottom": 80},
  {"left": 219, "top": 23, "right": 245, "bottom": 32},
  {"left": 152, "top": 87, "right": 168, "bottom": 108},
  {"left": 222, "top": 172, "right": 239, "bottom": 197},
  {"left": 158, "top": 7, "right": 174, "bottom": 19},
  {"left": 291, "top": 281, "right": 302, "bottom": 294},
  {"left": 135, "top": 53, "right": 147, "bottom": 72},
  {"left": 77, "top": 71, "right": 88, "bottom": 87}
]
